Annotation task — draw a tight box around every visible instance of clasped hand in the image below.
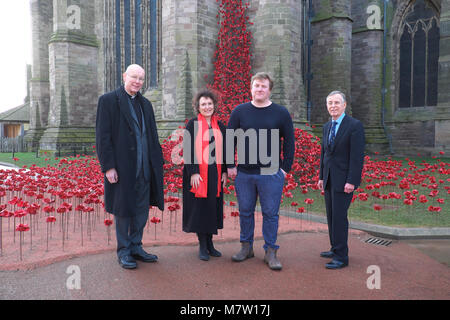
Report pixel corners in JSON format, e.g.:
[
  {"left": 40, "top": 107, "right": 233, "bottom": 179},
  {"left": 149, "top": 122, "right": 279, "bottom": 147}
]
[
  {"left": 317, "top": 180, "right": 354, "bottom": 194},
  {"left": 106, "top": 168, "right": 118, "bottom": 184},
  {"left": 191, "top": 172, "right": 228, "bottom": 189}
]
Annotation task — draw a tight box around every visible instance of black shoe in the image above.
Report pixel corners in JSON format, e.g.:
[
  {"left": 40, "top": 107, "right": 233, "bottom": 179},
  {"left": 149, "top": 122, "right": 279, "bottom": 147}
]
[
  {"left": 320, "top": 251, "right": 334, "bottom": 259},
  {"left": 325, "top": 259, "right": 348, "bottom": 269},
  {"left": 131, "top": 249, "right": 158, "bottom": 263},
  {"left": 118, "top": 255, "right": 137, "bottom": 269}
]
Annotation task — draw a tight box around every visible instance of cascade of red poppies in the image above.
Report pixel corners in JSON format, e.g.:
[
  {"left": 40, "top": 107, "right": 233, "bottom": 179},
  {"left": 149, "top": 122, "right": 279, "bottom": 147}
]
[
  {"left": 160, "top": 0, "right": 253, "bottom": 193},
  {"left": 208, "top": 0, "right": 253, "bottom": 124}
]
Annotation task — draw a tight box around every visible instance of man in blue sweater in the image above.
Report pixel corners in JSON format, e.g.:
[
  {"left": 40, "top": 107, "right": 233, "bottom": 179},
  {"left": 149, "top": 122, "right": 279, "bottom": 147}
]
[{"left": 227, "top": 72, "right": 295, "bottom": 270}]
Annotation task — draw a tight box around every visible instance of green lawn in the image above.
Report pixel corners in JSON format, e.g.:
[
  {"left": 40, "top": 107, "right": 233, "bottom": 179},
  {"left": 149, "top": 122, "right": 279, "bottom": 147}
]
[
  {"left": 278, "top": 186, "right": 449, "bottom": 228},
  {"left": 0, "top": 152, "right": 95, "bottom": 168},
  {"left": 277, "top": 155, "right": 450, "bottom": 228}
]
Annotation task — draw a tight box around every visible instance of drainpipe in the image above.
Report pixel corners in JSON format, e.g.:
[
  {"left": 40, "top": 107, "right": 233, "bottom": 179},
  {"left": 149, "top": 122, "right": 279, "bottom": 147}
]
[
  {"left": 306, "top": 0, "right": 313, "bottom": 122},
  {"left": 381, "top": 0, "right": 393, "bottom": 154}
]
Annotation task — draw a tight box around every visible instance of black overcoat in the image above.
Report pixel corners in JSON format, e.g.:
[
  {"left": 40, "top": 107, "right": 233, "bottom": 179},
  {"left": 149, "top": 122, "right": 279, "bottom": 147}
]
[
  {"left": 95, "top": 86, "right": 164, "bottom": 217},
  {"left": 182, "top": 118, "right": 226, "bottom": 234}
]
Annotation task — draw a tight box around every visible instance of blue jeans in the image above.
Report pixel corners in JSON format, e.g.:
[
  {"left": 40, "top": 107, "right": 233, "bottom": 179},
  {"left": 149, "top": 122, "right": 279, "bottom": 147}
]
[{"left": 234, "top": 169, "right": 285, "bottom": 250}]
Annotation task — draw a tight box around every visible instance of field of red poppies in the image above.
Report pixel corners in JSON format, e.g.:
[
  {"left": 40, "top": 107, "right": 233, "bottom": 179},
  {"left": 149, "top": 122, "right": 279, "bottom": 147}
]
[{"left": 0, "top": 127, "right": 448, "bottom": 265}]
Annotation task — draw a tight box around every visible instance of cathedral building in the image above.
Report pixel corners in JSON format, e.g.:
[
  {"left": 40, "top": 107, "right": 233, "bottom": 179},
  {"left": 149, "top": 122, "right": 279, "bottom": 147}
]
[{"left": 27, "top": 0, "right": 450, "bottom": 156}]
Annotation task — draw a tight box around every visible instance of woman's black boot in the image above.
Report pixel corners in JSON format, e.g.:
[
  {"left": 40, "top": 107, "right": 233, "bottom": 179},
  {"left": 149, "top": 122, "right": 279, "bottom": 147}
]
[
  {"left": 206, "top": 234, "right": 222, "bottom": 257},
  {"left": 197, "top": 233, "right": 210, "bottom": 261}
]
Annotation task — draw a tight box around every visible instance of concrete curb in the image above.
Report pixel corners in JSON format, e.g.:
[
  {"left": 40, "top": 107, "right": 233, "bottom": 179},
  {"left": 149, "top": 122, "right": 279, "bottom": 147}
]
[
  {"left": 279, "top": 209, "right": 450, "bottom": 240},
  {"left": 0, "top": 162, "right": 18, "bottom": 169}
]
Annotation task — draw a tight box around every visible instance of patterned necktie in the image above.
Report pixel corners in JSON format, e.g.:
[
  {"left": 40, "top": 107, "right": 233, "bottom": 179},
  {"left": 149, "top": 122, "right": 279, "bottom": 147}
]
[{"left": 329, "top": 121, "right": 337, "bottom": 147}]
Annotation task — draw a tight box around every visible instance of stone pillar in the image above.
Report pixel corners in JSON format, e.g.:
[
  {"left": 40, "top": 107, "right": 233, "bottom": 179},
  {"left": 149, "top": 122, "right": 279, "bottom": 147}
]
[
  {"left": 351, "top": 0, "right": 390, "bottom": 154},
  {"left": 39, "top": 0, "right": 99, "bottom": 153},
  {"left": 310, "top": 0, "right": 352, "bottom": 129},
  {"left": 25, "top": 0, "right": 53, "bottom": 150},
  {"left": 94, "top": 0, "right": 106, "bottom": 96},
  {"left": 435, "top": 0, "right": 450, "bottom": 154},
  {"left": 249, "top": 0, "right": 306, "bottom": 127},
  {"left": 155, "top": 0, "right": 219, "bottom": 138}
]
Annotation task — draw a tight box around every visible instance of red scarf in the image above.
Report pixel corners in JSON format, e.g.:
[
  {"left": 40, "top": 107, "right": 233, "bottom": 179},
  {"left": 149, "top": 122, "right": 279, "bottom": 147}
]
[{"left": 190, "top": 114, "right": 223, "bottom": 198}]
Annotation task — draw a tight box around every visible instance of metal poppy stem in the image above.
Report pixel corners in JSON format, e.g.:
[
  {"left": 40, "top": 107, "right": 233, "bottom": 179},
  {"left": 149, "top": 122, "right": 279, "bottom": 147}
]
[
  {"left": 62, "top": 212, "right": 65, "bottom": 251},
  {"left": 20, "top": 232, "right": 23, "bottom": 261},
  {"left": 30, "top": 215, "right": 33, "bottom": 250},
  {"left": 46, "top": 222, "right": 49, "bottom": 252},
  {"left": 0, "top": 217, "right": 2, "bottom": 257},
  {"left": 80, "top": 212, "right": 83, "bottom": 247}
]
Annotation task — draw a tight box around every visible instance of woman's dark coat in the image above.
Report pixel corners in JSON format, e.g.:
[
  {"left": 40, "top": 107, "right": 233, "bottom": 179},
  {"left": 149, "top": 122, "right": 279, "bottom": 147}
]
[
  {"left": 96, "top": 86, "right": 164, "bottom": 217},
  {"left": 182, "top": 118, "right": 226, "bottom": 234}
]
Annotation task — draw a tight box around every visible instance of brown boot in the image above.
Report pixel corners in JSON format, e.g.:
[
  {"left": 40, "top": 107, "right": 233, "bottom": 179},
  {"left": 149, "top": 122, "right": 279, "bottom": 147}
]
[
  {"left": 264, "top": 247, "right": 282, "bottom": 270},
  {"left": 231, "top": 242, "right": 254, "bottom": 262}
]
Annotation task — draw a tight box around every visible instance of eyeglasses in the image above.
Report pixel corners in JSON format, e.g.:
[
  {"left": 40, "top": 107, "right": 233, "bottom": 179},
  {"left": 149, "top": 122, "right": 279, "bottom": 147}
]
[{"left": 129, "top": 75, "right": 145, "bottom": 82}]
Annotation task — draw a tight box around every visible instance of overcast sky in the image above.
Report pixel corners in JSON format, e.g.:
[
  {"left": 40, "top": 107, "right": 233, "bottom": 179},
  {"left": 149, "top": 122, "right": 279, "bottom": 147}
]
[{"left": 0, "top": 1, "right": 32, "bottom": 113}]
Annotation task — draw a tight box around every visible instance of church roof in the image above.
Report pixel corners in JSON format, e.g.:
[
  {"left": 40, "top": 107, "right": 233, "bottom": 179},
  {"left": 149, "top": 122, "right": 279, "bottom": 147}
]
[{"left": 0, "top": 103, "right": 30, "bottom": 123}]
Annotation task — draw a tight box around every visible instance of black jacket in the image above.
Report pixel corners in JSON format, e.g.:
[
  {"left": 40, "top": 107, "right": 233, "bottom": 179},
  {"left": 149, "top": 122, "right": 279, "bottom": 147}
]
[
  {"left": 319, "top": 115, "right": 365, "bottom": 191},
  {"left": 95, "top": 86, "right": 164, "bottom": 216}
]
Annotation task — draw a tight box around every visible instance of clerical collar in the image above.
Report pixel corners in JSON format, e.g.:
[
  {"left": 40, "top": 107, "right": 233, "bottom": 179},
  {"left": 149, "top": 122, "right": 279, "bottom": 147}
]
[{"left": 124, "top": 87, "right": 137, "bottom": 99}]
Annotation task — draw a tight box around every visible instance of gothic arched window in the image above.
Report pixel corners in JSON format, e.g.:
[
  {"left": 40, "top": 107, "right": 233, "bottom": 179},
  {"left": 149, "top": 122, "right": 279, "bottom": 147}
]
[
  {"left": 399, "top": 0, "right": 439, "bottom": 108},
  {"left": 103, "top": 0, "right": 161, "bottom": 92}
]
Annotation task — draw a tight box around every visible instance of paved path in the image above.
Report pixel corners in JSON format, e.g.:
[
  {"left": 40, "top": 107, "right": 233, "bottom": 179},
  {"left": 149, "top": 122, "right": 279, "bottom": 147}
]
[
  {"left": 0, "top": 164, "right": 17, "bottom": 170},
  {"left": 1, "top": 231, "right": 448, "bottom": 301}
]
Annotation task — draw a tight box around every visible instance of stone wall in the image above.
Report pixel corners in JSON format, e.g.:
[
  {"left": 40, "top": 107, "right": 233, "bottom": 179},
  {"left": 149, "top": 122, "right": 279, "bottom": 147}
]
[
  {"left": 39, "top": 0, "right": 99, "bottom": 151},
  {"left": 26, "top": 0, "right": 53, "bottom": 148},
  {"left": 351, "top": 0, "right": 390, "bottom": 154},
  {"left": 26, "top": 0, "right": 450, "bottom": 155},
  {"left": 310, "top": 0, "right": 352, "bottom": 127},
  {"left": 388, "top": 119, "right": 436, "bottom": 155},
  {"left": 249, "top": 0, "right": 306, "bottom": 125},
  {"left": 435, "top": 0, "right": 450, "bottom": 154},
  {"left": 155, "top": 0, "right": 307, "bottom": 137},
  {"left": 155, "top": 0, "right": 219, "bottom": 138},
  {"left": 384, "top": 0, "right": 450, "bottom": 156}
]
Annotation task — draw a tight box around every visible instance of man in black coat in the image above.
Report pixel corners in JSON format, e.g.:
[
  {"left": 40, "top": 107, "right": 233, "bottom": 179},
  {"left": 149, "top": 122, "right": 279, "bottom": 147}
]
[
  {"left": 96, "top": 64, "right": 164, "bottom": 269},
  {"left": 317, "top": 91, "right": 365, "bottom": 269}
]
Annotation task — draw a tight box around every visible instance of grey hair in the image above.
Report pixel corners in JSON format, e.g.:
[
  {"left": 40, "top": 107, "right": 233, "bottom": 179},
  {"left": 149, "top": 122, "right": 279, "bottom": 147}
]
[
  {"left": 125, "top": 64, "right": 144, "bottom": 74},
  {"left": 327, "top": 91, "right": 346, "bottom": 103}
]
